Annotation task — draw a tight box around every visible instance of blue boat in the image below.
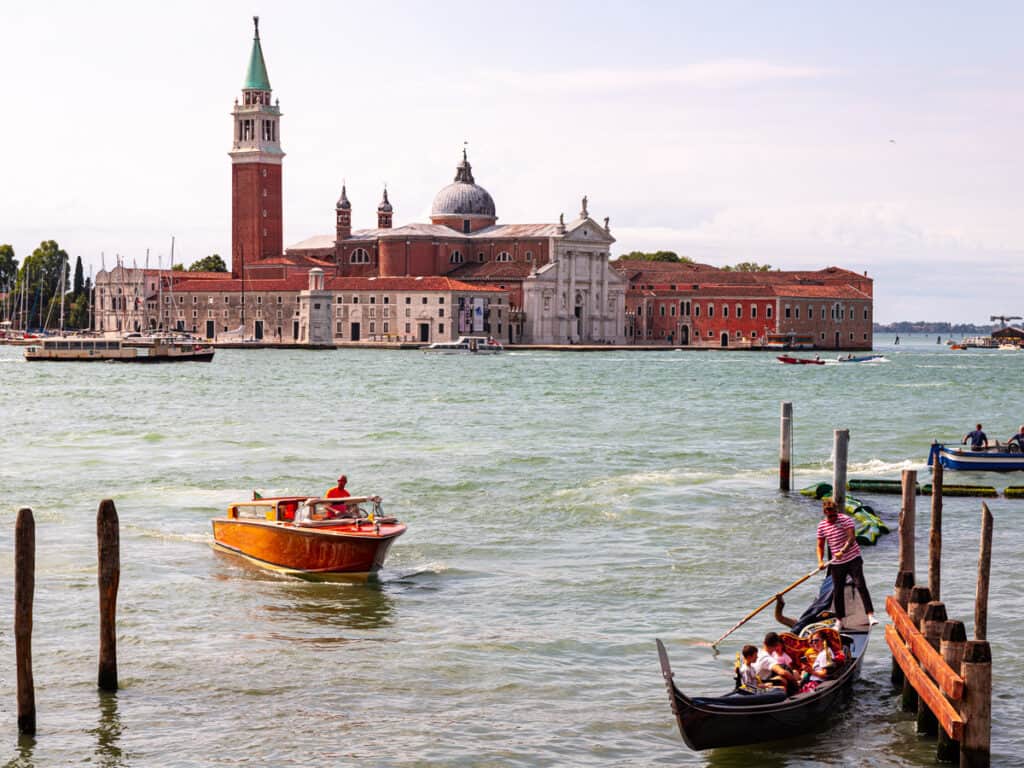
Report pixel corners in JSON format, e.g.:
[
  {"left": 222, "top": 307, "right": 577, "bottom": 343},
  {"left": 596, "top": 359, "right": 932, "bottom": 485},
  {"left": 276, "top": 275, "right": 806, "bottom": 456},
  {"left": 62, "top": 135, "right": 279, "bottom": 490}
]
[
  {"left": 836, "top": 354, "right": 884, "bottom": 363},
  {"left": 928, "top": 442, "right": 1024, "bottom": 472}
]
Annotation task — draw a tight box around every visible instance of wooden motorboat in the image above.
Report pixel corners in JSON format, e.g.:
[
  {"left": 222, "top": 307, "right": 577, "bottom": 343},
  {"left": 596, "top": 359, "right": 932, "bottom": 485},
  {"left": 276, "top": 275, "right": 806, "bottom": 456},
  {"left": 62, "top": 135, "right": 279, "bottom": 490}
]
[
  {"left": 777, "top": 355, "right": 825, "bottom": 365},
  {"left": 657, "top": 579, "right": 871, "bottom": 750},
  {"left": 212, "top": 495, "right": 406, "bottom": 577},
  {"left": 928, "top": 442, "right": 1024, "bottom": 472}
]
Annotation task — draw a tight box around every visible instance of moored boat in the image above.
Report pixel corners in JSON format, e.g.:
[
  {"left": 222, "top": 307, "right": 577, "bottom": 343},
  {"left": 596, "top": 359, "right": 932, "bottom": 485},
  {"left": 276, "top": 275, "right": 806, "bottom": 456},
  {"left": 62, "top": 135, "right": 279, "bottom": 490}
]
[
  {"left": 25, "top": 336, "right": 214, "bottom": 362},
  {"left": 423, "top": 335, "right": 503, "bottom": 354},
  {"left": 928, "top": 442, "right": 1024, "bottom": 472},
  {"left": 212, "top": 495, "right": 406, "bottom": 577},
  {"left": 777, "top": 355, "right": 825, "bottom": 365},
  {"left": 656, "top": 581, "right": 871, "bottom": 751}
]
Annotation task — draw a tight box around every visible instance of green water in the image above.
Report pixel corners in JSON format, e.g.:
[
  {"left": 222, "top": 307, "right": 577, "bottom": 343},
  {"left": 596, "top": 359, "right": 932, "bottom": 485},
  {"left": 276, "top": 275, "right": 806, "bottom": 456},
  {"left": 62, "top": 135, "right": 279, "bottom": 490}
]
[{"left": 0, "top": 337, "right": 1018, "bottom": 766}]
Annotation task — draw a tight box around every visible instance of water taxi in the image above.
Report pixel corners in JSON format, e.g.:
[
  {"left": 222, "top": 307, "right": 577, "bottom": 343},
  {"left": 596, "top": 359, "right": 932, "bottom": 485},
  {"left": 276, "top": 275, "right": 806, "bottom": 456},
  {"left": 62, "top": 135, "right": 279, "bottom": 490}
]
[
  {"left": 211, "top": 495, "right": 406, "bottom": 578},
  {"left": 777, "top": 355, "right": 825, "bottom": 365},
  {"left": 24, "top": 336, "right": 214, "bottom": 362},
  {"left": 423, "top": 335, "right": 503, "bottom": 354}
]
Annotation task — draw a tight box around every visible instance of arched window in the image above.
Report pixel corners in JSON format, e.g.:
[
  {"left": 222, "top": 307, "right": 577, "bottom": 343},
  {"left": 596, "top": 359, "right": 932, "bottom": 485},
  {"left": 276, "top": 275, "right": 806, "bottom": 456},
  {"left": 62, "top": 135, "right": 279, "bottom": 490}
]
[
  {"left": 450, "top": 250, "right": 464, "bottom": 264},
  {"left": 496, "top": 251, "right": 512, "bottom": 262},
  {"left": 477, "top": 252, "right": 485, "bottom": 263},
  {"left": 350, "top": 248, "right": 370, "bottom": 264}
]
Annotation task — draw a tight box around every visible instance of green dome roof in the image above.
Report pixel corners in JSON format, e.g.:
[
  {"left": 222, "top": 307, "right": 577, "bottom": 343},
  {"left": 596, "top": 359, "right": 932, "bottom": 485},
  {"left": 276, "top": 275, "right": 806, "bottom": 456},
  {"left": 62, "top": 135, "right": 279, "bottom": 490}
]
[{"left": 243, "top": 17, "right": 271, "bottom": 91}]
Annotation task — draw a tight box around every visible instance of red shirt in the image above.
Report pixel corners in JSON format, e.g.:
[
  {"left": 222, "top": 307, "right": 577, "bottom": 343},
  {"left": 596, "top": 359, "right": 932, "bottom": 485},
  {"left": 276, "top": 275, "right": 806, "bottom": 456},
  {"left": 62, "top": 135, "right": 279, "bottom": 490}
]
[{"left": 325, "top": 486, "right": 350, "bottom": 499}]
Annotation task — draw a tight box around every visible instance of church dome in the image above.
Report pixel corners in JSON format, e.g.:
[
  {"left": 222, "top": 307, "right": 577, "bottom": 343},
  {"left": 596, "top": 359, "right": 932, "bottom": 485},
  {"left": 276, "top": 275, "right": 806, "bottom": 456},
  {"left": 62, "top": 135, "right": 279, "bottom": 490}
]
[{"left": 431, "top": 150, "right": 496, "bottom": 218}]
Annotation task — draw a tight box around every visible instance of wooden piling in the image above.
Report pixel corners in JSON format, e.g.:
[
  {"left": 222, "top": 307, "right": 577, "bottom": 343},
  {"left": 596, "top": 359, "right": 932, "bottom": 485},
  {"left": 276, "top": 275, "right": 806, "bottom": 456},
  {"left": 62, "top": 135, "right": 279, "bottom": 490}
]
[
  {"left": 937, "top": 620, "right": 967, "bottom": 762},
  {"left": 901, "top": 585, "right": 931, "bottom": 712},
  {"left": 916, "top": 601, "right": 947, "bottom": 735},
  {"left": 960, "top": 640, "right": 992, "bottom": 768},
  {"left": 97, "top": 499, "right": 120, "bottom": 692},
  {"left": 832, "top": 429, "right": 848, "bottom": 510},
  {"left": 779, "top": 402, "right": 793, "bottom": 492},
  {"left": 975, "top": 502, "right": 992, "bottom": 642},
  {"left": 891, "top": 570, "right": 914, "bottom": 686},
  {"left": 929, "top": 461, "right": 942, "bottom": 602},
  {"left": 15, "top": 508, "right": 36, "bottom": 736},
  {"left": 899, "top": 469, "right": 917, "bottom": 575}
]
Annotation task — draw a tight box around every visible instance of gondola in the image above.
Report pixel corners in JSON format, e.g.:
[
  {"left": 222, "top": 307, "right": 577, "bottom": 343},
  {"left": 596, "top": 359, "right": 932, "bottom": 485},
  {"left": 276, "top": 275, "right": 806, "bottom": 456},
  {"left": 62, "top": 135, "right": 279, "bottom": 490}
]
[{"left": 656, "top": 581, "right": 871, "bottom": 750}]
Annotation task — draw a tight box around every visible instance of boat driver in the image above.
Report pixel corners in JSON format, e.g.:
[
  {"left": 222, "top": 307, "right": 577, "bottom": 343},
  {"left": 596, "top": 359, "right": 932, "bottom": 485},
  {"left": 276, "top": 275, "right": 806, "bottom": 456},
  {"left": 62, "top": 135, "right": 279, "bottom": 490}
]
[
  {"left": 324, "top": 475, "right": 351, "bottom": 518},
  {"left": 1008, "top": 426, "right": 1024, "bottom": 452},
  {"left": 962, "top": 424, "right": 988, "bottom": 451}
]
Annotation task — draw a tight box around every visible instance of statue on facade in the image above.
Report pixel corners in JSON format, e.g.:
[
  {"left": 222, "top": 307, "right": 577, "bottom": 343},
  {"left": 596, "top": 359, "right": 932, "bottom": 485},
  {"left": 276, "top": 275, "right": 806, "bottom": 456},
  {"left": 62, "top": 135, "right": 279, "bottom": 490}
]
[{"left": 581, "top": 195, "right": 588, "bottom": 217}]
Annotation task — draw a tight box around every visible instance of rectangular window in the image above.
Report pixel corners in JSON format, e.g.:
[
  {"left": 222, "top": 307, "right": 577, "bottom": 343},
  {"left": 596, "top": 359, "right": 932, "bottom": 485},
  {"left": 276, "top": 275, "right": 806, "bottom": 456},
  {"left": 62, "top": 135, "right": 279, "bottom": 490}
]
[
  {"left": 863, "top": 308, "right": 869, "bottom": 320},
  {"left": 405, "top": 297, "right": 411, "bottom": 304},
  {"left": 422, "top": 297, "right": 428, "bottom": 304},
  {"left": 405, "top": 323, "right": 411, "bottom": 333},
  {"left": 439, "top": 297, "right": 445, "bottom": 304},
  {"left": 337, "top": 322, "right": 343, "bottom": 333},
  {"left": 438, "top": 308, "right": 445, "bottom": 318},
  {"left": 751, "top": 305, "right": 757, "bottom": 319},
  {"left": 369, "top": 322, "right": 375, "bottom": 333},
  {"left": 694, "top": 304, "right": 700, "bottom": 317},
  {"left": 795, "top": 307, "right": 800, "bottom": 319},
  {"left": 785, "top": 306, "right": 791, "bottom": 319},
  {"left": 256, "top": 296, "right": 263, "bottom": 304},
  {"left": 384, "top": 322, "right": 390, "bottom": 332},
  {"left": 192, "top": 296, "right": 197, "bottom": 304},
  {"left": 277, "top": 296, "right": 283, "bottom": 304},
  {"left": 370, "top": 296, "right": 376, "bottom": 304},
  {"left": 439, "top": 323, "right": 445, "bottom": 334},
  {"left": 383, "top": 296, "right": 390, "bottom": 304},
  {"left": 224, "top": 296, "right": 230, "bottom": 304}
]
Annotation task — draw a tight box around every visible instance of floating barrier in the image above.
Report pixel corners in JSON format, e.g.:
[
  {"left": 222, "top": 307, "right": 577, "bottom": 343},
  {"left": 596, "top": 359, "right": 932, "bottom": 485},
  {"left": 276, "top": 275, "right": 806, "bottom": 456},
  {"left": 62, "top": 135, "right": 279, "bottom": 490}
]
[
  {"left": 920, "top": 483, "right": 998, "bottom": 498},
  {"left": 799, "top": 482, "right": 832, "bottom": 499},
  {"left": 1005, "top": 486, "right": 1024, "bottom": 499},
  {"left": 847, "top": 478, "right": 913, "bottom": 494}
]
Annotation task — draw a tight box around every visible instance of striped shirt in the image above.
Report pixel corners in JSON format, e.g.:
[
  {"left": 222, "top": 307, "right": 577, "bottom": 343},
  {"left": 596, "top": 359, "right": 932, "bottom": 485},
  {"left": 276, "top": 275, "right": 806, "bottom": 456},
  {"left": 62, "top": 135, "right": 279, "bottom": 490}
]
[{"left": 817, "top": 514, "right": 860, "bottom": 565}]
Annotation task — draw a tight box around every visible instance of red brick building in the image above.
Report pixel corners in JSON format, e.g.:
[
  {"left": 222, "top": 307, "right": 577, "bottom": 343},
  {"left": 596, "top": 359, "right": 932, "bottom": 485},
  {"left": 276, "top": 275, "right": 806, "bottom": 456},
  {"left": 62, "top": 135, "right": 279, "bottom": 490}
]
[{"left": 616, "top": 261, "right": 873, "bottom": 350}]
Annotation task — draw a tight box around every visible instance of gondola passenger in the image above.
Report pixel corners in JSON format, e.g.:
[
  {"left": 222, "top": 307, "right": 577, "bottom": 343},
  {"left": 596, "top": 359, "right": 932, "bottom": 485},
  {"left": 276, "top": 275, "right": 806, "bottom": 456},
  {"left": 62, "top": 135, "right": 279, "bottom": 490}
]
[{"left": 752, "top": 632, "right": 799, "bottom": 692}]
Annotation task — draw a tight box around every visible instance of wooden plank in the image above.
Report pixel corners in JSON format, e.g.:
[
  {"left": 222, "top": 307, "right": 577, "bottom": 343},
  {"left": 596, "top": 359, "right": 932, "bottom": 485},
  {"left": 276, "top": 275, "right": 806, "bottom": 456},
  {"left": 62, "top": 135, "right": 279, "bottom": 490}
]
[
  {"left": 886, "top": 596, "right": 964, "bottom": 700},
  {"left": 885, "top": 625, "right": 964, "bottom": 741}
]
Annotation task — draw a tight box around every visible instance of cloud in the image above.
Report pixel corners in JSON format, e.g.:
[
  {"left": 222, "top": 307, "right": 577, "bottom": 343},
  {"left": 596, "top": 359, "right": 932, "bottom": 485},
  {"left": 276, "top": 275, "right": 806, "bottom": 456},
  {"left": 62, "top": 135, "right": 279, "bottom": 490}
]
[{"left": 479, "top": 58, "right": 834, "bottom": 93}]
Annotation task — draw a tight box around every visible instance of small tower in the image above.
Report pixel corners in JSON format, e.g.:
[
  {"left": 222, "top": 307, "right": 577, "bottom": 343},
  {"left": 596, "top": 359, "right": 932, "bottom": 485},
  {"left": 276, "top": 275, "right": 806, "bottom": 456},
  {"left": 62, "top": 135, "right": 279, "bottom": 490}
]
[
  {"left": 335, "top": 184, "right": 351, "bottom": 241},
  {"left": 229, "top": 16, "right": 285, "bottom": 277},
  {"left": 377, "top": 187, "right": 393, "bottom": 229}
]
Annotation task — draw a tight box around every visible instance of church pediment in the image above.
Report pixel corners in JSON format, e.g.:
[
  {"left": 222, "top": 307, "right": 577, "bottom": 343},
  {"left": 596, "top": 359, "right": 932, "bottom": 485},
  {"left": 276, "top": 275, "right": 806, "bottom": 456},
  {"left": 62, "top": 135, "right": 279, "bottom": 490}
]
[{"left": 563, "top": 216, "right": 615, "bottom": 244}]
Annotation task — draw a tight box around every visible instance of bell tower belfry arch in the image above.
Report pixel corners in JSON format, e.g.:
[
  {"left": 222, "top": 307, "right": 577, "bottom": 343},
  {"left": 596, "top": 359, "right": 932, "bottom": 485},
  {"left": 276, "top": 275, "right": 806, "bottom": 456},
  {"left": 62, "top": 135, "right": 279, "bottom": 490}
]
[{"left": 229, "top": 16, "right": 284, "bottom": 277}]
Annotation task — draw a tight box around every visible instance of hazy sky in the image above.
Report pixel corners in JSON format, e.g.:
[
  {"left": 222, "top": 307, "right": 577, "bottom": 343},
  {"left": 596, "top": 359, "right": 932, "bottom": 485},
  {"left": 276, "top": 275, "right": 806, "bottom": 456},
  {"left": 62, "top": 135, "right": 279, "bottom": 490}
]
[{"left": 2, "top": 1, "right": 1021, "bottom": 323}]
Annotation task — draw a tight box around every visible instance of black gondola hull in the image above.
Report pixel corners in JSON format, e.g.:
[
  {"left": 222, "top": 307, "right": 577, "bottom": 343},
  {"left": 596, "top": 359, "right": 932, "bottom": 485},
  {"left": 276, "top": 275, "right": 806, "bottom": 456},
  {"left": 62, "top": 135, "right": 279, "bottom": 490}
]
[{"left": 656, "top": 632, "right": 868, "bottom": 751}]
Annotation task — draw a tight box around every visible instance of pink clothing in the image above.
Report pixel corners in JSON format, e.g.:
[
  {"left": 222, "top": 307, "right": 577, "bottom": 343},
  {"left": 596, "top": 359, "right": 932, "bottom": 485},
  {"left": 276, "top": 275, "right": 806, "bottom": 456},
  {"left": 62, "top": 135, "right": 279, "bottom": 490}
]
[{"left": 817, "top": 513, "right": 860, "bottom": 565}]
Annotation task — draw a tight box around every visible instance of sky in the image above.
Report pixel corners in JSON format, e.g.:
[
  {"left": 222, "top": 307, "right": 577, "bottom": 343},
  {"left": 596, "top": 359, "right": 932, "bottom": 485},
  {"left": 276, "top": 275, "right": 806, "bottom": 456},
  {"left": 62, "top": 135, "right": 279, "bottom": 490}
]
[{"left": 2, "top": 1, "right": 1022, "bottom": 324}]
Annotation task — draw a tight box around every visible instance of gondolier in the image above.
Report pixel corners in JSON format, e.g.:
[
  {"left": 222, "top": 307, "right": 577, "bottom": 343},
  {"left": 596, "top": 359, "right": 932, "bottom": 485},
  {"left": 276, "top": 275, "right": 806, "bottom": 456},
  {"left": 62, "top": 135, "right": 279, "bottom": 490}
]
[{"left": 816, "top": 499, "right": 878, "bottom": 630}]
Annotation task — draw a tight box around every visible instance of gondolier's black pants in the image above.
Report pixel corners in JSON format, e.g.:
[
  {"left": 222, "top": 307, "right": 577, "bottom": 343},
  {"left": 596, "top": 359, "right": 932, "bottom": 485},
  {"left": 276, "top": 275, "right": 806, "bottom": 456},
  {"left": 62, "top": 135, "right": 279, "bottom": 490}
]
[{"left": 828, "top": 556, "right": 873, "bottom": 618}]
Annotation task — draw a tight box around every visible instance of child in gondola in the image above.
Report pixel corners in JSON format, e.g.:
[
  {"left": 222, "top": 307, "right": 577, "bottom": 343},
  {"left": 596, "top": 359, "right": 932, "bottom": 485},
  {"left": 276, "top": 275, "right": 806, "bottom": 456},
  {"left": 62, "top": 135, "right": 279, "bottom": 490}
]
[{"left": 737, "top": 645, "right": 762, "bottom": 692}]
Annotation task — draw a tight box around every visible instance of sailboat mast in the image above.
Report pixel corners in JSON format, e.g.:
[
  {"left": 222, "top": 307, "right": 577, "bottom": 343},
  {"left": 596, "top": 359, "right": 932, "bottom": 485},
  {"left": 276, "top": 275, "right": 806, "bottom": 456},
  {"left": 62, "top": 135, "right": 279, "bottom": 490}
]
[
  {"left": 169, "top": 236, "right": 176, "bottom": 333},
  {"left": 59, "top": 254, "right": 66, "bottom": 335}
]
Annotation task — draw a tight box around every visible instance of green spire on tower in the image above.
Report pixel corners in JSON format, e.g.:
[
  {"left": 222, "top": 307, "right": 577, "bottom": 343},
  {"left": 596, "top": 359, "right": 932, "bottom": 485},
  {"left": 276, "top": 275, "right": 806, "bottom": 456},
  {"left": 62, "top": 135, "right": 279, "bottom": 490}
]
[{"left": 243, "top": 16, "right": 271, "bottom": 91}]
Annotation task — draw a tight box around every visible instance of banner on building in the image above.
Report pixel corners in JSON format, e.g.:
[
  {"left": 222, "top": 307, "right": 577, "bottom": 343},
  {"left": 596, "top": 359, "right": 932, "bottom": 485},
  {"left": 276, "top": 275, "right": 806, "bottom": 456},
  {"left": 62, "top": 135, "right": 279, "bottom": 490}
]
[{"left": 472, "top": 298, "right": 485, "bottom": 332}]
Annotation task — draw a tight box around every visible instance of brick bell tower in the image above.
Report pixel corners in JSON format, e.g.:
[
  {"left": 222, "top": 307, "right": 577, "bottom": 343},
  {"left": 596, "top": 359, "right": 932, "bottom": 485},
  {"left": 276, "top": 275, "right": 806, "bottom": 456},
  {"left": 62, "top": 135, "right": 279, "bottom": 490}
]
[{"left": 230, "top": 16, "right": 284, "bottom": 278}]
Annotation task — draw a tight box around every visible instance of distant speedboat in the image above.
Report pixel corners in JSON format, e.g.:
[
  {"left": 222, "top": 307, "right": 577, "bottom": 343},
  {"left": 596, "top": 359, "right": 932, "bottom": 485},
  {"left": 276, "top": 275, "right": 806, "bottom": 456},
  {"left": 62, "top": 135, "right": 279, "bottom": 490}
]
[
  {"left": 777, "top": 355, "right": 825, "bottom": 365},
  {"left": 423, "top": 335, "right": 503, "bottom": 354},
  {"left": 928, "top": 442, "right": 1024, "bottom": 472},
  {"left": 212, "top": 495, "right": 406, "bottom": 577},
  {"left": 836, "top": 354, "right": 884, "bottom": 363}
]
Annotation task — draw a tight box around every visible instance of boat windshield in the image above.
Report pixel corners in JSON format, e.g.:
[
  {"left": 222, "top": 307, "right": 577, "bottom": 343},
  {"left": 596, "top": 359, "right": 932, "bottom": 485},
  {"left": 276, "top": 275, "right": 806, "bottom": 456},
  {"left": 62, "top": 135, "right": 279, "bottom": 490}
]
[{"left": 296, "top": 497, "right": 383, "bottom": 523}]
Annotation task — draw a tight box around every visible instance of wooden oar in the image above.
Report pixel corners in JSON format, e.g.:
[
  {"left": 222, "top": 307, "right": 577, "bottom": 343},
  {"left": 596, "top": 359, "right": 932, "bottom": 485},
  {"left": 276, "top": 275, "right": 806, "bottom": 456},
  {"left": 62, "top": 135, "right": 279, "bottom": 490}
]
[{"left": 710, "top": 564, "right": 827, "bottom": 651}]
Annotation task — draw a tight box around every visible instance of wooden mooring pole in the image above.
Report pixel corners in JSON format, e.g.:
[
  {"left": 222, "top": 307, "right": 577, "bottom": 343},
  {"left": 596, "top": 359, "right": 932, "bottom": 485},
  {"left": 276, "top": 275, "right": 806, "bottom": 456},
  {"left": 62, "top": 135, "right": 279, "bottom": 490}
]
[
  {"left": 15, "top": 508, "right": 36, "bottom": 736},
  {"left": 901, "top": 585, "right": 931, "bottom": 712},
  {"left": 961, "top": 502, "right": 993, "bottom": 767},
  {"left": 916, "top": 601, "right": 947, "bottom": 735},
  {"left": 779, "top": 402, "right": 793, "bottom": 492},
  {"left": 936, "top": 619, "right": 967, "bottom": 762},
  {"left": 892, "top": 470, "right": 916, "bottom": 687},
  {"left": 930, "top": 461, "right": 942, "bottom": 602},
  {"left": 832, "top": 429, "right": 848, "bottom": 510},
  {"left": 97, "top": 499, "right": 120, "bottom": 692}
]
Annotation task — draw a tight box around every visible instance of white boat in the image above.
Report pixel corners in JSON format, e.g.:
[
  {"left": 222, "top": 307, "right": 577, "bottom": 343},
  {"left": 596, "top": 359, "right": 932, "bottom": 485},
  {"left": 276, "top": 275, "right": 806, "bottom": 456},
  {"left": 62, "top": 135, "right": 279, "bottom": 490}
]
[
  {"left": 998, "top": 343, "right": 1019, "bottom": 351},
  {"left": 25, "top": 336, "right": 215, "bottom": 362},
  {"left": 423, "top": 336, "right": 503, "bottom": 354}
]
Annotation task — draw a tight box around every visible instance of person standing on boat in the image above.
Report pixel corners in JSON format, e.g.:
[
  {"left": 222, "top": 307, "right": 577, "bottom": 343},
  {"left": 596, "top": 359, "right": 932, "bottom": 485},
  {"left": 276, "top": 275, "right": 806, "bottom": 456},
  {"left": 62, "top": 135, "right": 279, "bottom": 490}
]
[
  {"left": 816, "top": 499, "right": 878, "bottom": 630},
  {"left": 325, "top": 475, "right": 351, "bottom": 500},
  {"left": 962, "top": 424, "right": 988, "bottom": 451}
]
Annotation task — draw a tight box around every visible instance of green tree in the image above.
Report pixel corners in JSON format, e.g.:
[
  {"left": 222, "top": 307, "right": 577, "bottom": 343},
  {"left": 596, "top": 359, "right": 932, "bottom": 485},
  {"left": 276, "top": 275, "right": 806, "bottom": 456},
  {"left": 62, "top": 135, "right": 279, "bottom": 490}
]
[
  {"left": 73, "top": 255, "right": 85, "bottom": 296},
  {"left": 188, "top": 254, "right": 228, "bottom": 272},
  {"left": 721, "top": 262, "right": 773, "bottom": 272},
  {"left": 171, "top": 263, "right": 185, "bottom": 272},
  {"left": 0, "top": 244, "right": 17, "bottom": 290},
  {"left": 68, "top": 292, "right": 90, "bottom": 329},
  {"left": 619, "top": 250, "right": 694, "bottom": 263},
  {"left": 17, "top": 240, "right": 69, "bottom": 330}
]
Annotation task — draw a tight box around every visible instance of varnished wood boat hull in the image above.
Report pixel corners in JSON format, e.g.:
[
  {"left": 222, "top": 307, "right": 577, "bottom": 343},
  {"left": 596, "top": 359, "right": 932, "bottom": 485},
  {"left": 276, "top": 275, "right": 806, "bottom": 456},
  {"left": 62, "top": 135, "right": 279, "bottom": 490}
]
[{"left": 212, "top": 518, "right": 405, "bottom": 574}]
